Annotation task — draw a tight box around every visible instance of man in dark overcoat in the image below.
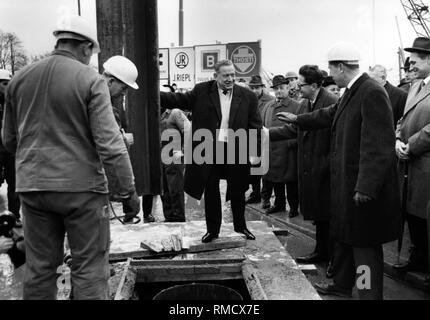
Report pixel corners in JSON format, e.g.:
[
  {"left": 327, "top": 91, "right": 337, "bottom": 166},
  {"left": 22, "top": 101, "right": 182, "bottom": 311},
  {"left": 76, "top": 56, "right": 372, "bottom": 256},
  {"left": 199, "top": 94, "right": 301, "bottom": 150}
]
[
  {"left": 160, "top": 60, "right": 263, "bottom": 243},
  {"left": 271, "top": 65, "right": 339, "bottom": 272},
  {"left": 368, "top": 64, "right": 407, "bottom": 126},
  {"left": 277, "top": 43, "right": 402, "bottom": 300}
]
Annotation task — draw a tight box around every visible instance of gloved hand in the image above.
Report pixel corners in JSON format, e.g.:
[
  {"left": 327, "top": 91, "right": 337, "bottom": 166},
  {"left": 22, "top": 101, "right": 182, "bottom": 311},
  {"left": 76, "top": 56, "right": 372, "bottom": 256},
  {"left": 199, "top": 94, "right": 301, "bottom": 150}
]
[{"left": 122, "top": 191, "right": 141, "bottom": 223}]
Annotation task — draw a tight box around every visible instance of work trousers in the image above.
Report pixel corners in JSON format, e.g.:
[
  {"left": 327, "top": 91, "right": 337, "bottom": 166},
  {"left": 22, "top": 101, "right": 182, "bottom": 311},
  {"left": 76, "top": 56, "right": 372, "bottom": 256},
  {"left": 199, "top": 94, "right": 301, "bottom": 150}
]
[
  {"left": 333, "top": 242, "right": 384, "bottom": 300},
  {"left": 261, "top": 179, "right": 299, "bottom": 211},
  {"left": 161, "top": 163, "right": 185, "bottom": 222},
  {"left": 20, "top": 192, "right": 110, "bottom": 300},
  {"left": 204, "top": 164, "right": 247, "bottom": 235},
  {"left": 407, "top": 213, "right": 429, "bottom": 269},
  {"left": 0, "top": 153, "right": 21, "bottom": 218}
]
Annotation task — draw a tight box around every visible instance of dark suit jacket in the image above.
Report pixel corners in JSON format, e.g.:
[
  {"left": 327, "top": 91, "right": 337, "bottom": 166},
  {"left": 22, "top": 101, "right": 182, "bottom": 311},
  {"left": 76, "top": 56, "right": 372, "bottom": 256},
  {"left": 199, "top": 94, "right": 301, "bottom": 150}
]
[
  {"left": 271, "top": 88, "right": 338, "bottom": 221},
  {"left": 160, "top": 81, "right": 262, "bottom": 200},
  {"left": 385, "top": 81, "right": 407, "bottom": 126},
  {"left": 294, "top": 74, "right": 401, "bottom": 246}
]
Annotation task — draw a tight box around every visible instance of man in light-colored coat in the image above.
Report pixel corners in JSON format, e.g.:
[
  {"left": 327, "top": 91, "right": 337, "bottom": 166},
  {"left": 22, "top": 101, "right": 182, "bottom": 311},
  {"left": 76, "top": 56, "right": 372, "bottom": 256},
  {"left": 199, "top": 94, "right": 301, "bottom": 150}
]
[
  {"left": 395, "top": 37, "right": 430, "bottom": 275},
  {"left": 2, "top": 16, "right": 140, "bottom": 300}
]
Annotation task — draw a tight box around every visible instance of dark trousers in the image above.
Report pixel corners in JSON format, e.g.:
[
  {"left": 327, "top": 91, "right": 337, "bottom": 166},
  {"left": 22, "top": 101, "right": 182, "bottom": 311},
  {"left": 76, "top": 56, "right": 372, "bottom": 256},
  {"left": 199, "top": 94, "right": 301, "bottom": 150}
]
[
  {"left": 142, "top": 195, "right": 153, "bottom": 218},
  {"left": 20, "top": 192, "right": 110, "bottom": 300},
  {"left": 261, "top": 179, "right": 299, "bottom": 211},
  {"left": 427, "top": 203, "right": 430, "bottom": 274},
  {"left": 315, "top": 221, "right": 331, "bottom": 259},
  {"left": 0, "top": 153, "right": 21, "bottom": 218},
  {"left": 333, "top": 242, "right": 384, "bottom": 300},
  {"left": 161, "top": 163, "right": 185, "bottom": 222},
  {"left": 204, "top": 164, "right": 247, "bottom": 234},
  {"left": 407, "top": 213, "right": 429, "bottom": 268}
]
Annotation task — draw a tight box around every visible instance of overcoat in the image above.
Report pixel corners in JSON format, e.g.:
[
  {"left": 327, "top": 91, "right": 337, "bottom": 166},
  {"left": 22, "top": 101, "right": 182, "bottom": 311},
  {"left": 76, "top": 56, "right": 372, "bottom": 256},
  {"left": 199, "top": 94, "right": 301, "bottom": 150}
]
[
  {"left": 271, "top": 88, "right": 339, "bottom": 221},
  {"left": 295, "top": 74, "right": 402, "bottom": 246},
  {"left": 160, "top": 81, "right": 262, "bottom": 200},
  {"left": 396, "top": 79, "right": 430, "bottom": 219},
  {"left": 262, "top": 97, "right": 300, "bottom": 183}
]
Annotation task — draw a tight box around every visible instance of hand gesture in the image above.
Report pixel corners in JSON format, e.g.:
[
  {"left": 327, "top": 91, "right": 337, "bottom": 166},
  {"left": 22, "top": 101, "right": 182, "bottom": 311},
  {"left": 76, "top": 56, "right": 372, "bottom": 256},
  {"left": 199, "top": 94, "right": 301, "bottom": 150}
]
[
  {"left": 353, "top": 192, "right": 372, "bottom": 207},
  {"left": 395, "top": 140, "right": 410, "bottom": 160},
  {"left": 277, "top": 112, "right": 298, "bottom": 124}
]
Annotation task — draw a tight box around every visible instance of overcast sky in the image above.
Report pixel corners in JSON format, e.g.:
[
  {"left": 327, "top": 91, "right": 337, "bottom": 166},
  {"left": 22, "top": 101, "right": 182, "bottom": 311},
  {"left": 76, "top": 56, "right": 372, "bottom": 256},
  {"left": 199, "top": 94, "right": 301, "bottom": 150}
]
[{"left": 0, "top": 0, "right": 421, "bottom": 83}]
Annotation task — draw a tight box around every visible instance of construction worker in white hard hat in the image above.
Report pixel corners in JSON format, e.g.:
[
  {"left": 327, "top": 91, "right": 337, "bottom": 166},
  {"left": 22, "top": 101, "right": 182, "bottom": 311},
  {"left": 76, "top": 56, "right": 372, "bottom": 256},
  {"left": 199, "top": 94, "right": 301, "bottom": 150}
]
[
  {"left": 274, "top": 42, "right": 401, "bottom": 300},
  {"left": 102, "top": 56, "right": 139, "bottom": 131},
  {"left": 0, "top": 69, "right": 22, "bottom": 229},
  {"left": 1, "top": 15, "right": 140, "bottom": 300}
]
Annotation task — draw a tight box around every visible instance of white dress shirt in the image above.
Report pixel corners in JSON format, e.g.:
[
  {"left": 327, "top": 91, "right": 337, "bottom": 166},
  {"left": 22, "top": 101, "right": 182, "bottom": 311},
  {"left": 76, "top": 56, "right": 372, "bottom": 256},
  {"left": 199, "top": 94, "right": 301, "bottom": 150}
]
[{"left": 218, "top": 87, "right": 233, "bottom": 142}]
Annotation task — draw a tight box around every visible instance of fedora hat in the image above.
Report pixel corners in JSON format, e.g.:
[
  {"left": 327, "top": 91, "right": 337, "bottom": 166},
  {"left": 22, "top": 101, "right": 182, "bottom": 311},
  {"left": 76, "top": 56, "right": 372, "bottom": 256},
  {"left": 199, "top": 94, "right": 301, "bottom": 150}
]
[
  {"left": 405, "top": 37, "right": 430, "bottom": 54},
  {"left": 285, "top": 71, "right": 298, "bottom": 80},
  {"left": 249, "top": 75, "right": 265, "bottom": 87},
  {"left": 401, "top": 57, "right": 411, "bottom": 71},
  {"left": 271, "top": 75, "right": 288, "bottom": 88}
]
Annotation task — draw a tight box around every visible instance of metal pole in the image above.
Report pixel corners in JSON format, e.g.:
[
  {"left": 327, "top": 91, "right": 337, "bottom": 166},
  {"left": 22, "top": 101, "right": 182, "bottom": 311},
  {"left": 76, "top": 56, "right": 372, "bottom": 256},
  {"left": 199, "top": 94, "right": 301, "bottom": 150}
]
[
  {"left": 179, "top": 0, "right": 184, "bottom": 46},
  {"left": 78, "top": 0, "right": 81, "bottom": 16}
]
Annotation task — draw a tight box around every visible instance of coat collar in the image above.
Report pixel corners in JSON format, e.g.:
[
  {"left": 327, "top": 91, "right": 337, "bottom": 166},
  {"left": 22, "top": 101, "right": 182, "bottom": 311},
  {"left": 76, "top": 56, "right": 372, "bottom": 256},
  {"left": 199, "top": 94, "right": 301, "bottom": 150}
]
[
  {"left": 332, "top": 73, "right": 369, "bottom": 127},
  {"left": 52, "top": 50, "right": 80, "bottom": 62},
  {"left": 209, "top": 81, "right": 242, "bottom": 124},
  {"left": 403, "top": 79, "right": 430, "bottom": 116}
]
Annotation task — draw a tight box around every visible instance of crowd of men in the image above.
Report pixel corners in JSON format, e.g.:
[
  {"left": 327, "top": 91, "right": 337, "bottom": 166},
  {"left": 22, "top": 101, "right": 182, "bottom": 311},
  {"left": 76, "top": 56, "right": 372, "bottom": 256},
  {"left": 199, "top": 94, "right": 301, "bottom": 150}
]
[{"left": 0, "top": 13, "right": 429, "bottom": 300}]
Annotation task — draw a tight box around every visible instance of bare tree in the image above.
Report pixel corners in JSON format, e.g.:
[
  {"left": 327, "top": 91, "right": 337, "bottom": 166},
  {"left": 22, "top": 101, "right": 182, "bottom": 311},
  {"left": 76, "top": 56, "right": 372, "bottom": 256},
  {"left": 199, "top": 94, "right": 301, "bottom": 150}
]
[
  {"left": 30, "top": 52, "right": 52, "bottom": 63},
  {"left": 0, "top": 30, "right": 29, "bottom": 74}
]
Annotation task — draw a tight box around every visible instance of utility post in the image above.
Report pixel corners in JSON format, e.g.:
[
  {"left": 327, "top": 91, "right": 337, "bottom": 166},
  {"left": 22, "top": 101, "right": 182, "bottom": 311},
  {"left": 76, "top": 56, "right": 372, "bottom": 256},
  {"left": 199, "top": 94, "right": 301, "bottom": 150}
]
[
  {"left": 179, "top": 0, "right": 184, "bottom": 46},
  {"left": 96, "top": 0, "right": 162, "bottom": 197}
]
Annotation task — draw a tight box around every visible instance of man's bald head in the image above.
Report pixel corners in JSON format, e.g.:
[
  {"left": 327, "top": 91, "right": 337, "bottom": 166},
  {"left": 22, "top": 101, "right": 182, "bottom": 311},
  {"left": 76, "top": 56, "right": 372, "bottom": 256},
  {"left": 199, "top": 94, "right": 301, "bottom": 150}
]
[{"left": 368, "top": 64, "right": 387, "bottom": 86}]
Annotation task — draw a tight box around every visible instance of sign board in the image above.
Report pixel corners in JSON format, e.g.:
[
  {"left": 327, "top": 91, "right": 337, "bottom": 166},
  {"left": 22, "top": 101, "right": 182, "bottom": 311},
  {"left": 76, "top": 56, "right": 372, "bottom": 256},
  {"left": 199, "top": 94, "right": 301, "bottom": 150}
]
[
  {"left": 227, "top": 42, "right": 261, "bottom": 80},
  {"left": 169, "top": 47, "right": 195, "bottom": 89},
  {"left": 159, "top": 48, "right": 169, "bottom": 80},
  {"left": 195, "top": 45, "right": 227, "bottom": 83}
]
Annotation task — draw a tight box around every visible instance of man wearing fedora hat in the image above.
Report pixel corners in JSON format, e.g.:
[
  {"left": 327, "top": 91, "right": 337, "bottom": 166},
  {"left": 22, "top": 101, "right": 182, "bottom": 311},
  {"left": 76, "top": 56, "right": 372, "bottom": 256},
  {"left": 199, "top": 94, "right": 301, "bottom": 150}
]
[
  {"left": 260, "top": 75, "right": 300, "bottom": 217},
  {"left": 394, "top": 37, "right": 430, "bottom": 276},
  {"left": 285, "top": 71, "right": 302, "bottom": 101},
  {"left": 398, "top": 57, "right": 418, "bottom": 93},
  {"left": 246, "top": 75, "right": 274, "bottom": 205}
]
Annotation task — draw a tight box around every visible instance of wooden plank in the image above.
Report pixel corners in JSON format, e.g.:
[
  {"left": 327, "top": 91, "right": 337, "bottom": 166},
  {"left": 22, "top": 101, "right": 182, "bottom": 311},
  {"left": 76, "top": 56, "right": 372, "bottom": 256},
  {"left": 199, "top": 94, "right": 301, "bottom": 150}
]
[
  {"left": 130, "top": 257, "right": 245, "bottom": 267},
  {"left": 114, "top": 259, "right": 137, "bottom": 301},
  {"left": 242, "top": 262, "right": 268, "bottom": 301},
  {"left": 137, "top": 272, "right": 243, "bottom": 283},
  {"left": 137, "top": 237, "right": 246, "bottom": 259}
]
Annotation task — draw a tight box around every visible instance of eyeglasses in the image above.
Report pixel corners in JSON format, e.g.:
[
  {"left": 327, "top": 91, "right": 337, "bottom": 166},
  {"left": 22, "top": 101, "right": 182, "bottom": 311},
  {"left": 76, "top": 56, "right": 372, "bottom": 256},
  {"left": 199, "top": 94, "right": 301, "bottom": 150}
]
[{"left": 297, "top": 83, "right": 311, "bottom": 89}]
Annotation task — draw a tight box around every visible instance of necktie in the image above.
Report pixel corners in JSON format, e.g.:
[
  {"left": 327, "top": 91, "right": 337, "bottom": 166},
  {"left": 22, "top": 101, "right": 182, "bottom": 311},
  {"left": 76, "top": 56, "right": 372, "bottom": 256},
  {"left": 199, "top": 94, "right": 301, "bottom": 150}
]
[{"left": 223, "top": 89, "right": 230, "bottom": 96}]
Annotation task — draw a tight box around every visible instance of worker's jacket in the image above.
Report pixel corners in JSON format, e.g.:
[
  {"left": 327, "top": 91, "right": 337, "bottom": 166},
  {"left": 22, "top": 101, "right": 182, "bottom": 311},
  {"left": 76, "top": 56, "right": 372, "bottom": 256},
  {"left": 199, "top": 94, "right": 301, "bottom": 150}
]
[{"left": 2, "top": 50, "right": 135, "bottom": 196}]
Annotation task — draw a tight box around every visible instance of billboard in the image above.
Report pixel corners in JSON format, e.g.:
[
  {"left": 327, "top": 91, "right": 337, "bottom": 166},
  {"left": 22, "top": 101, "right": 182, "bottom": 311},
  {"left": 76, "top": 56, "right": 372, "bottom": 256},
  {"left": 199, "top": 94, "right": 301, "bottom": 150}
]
[
  {"left": 227, "top": 42, "right": 261, "bottom": 80},
  {"left": 195, "top": 45, "right": 227, "bottom": 83},
  {"left": 159, "top": 48, "right": 169, "bottom": 80},
  {"left": 169, "top": 47, "right": 195, "bottom": 90}
]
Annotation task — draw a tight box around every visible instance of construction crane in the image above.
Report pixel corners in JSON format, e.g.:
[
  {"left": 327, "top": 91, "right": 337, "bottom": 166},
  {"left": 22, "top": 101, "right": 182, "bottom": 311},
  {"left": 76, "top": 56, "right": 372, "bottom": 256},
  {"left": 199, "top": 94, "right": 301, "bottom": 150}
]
[{"left": 400, "top": 0, "right": 430, "bottom": 37}]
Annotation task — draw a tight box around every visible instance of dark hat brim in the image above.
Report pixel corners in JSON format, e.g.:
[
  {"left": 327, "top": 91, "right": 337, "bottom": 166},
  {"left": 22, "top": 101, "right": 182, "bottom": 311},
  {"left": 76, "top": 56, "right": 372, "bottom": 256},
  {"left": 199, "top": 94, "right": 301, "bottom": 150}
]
[{"left": 404, "top": 47, "right": 430, "bottom": 54}]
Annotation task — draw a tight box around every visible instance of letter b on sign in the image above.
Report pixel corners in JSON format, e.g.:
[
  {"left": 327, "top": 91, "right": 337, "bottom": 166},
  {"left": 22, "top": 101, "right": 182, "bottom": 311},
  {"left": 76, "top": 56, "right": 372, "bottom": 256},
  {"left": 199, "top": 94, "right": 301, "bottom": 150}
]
[{"left": 203, "top": 52, "right": 219, "bottom": 71}]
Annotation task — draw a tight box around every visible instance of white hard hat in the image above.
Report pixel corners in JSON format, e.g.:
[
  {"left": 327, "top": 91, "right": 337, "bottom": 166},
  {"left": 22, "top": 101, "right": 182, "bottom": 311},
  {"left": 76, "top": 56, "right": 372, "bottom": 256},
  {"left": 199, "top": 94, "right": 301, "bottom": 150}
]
[
  {"left": 103, "top": 56, "right": 139, "bottom": 90},
  {"left": 327, "top": 42, "right": 361, "bottom": 65},
  {"left": 53, "top": 15, "right": 100, "bottom": 53},
  {"left": 0, "top": 69, "right": 12, "bottom": 81}
]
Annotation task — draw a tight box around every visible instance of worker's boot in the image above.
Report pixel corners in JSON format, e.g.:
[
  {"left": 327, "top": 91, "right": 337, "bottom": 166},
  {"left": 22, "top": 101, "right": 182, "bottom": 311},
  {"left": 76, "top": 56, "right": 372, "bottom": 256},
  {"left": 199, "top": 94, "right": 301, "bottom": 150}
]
[{"left": 144, "top": 213, "right": 155, "bottom": 223}]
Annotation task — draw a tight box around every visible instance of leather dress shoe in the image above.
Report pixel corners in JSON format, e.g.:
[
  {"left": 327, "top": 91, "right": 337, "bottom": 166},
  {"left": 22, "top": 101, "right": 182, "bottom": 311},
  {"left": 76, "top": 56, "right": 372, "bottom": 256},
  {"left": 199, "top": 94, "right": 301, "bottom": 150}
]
[
  {"left": 326, "top": 261, "right": 334, "bottom": 279},
  {"left": 237, "top": 229, "right": 256, "bottom": 240},
  {"left": 288, "top": 209, "right": 299, "bottom": 219},
  {"left": 261, "top": 200, "right": 271, "bottom": 210},
  {"left": 296, "top": 252, "right": 329, "bottom": 264},
  {"left": 202, "top": 232, "right": 219, "bottom": 243},
  {"left": 393, "top": 262, "right": 429, "bottom": 273},
  {"left": 144, "top": 214, "right": 155, "bottom": 223},
  {"left": 246, "top": 195, "right": 261, "bottom": 204},
  {"left": 266, "top": 206, "right": 285, "bottom": 215},
  {"left": 314, "top": 283, "right": 352, "bottom": 298}
]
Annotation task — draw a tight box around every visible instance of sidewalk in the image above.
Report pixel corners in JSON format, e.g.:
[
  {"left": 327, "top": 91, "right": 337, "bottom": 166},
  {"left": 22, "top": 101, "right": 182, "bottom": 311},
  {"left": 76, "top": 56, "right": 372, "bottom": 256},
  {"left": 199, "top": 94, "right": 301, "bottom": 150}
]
[{"left": 244, "top": 191, "right": 430, "bottom": 293}]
